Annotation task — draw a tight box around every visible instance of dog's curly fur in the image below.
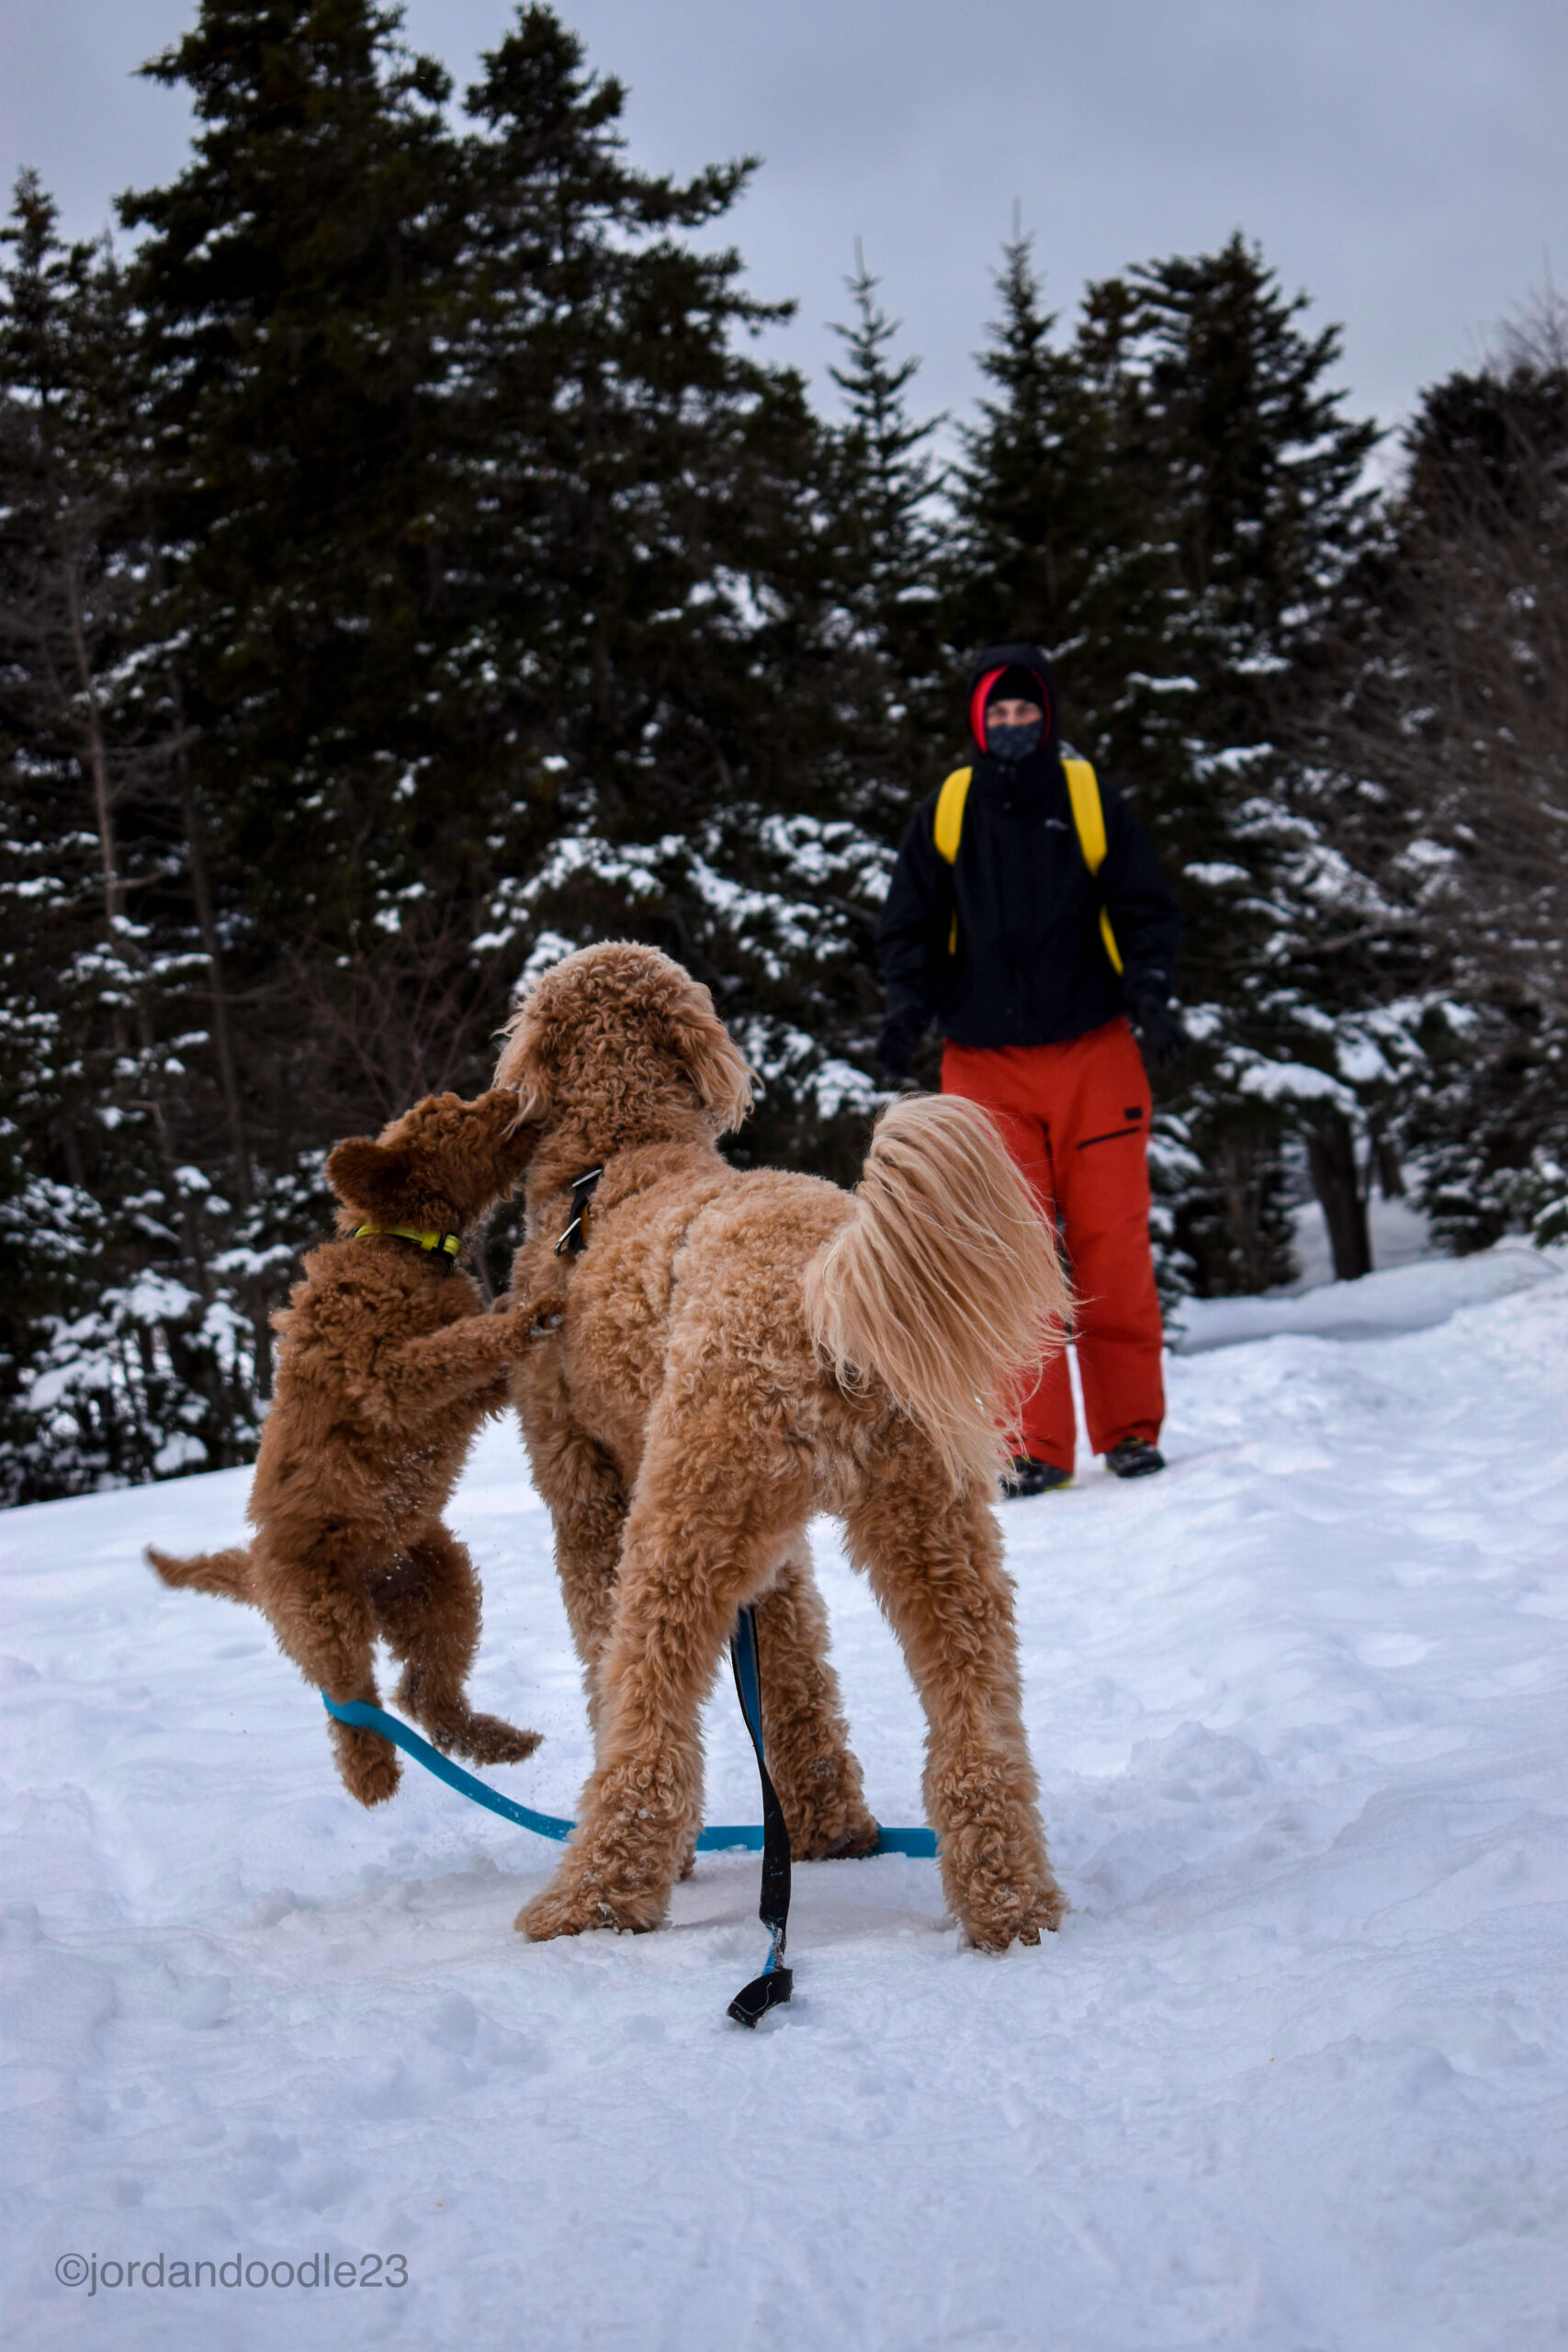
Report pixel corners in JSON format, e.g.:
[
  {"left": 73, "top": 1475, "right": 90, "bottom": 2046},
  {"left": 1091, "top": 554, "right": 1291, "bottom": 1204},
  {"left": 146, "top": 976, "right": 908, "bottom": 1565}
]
[
  {"left": 496, "top": 943, "right": 1072, "bottom": 1951},
  {"left": 148, "top": 1090, "right": 547, "bottom": 1807}
]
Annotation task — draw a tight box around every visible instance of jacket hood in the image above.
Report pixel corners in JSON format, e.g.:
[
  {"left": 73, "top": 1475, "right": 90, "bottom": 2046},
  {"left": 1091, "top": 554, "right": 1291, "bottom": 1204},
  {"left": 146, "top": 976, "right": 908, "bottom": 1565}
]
[{"left": 966, "top": 642, "right": 1062, "bottom": 762}]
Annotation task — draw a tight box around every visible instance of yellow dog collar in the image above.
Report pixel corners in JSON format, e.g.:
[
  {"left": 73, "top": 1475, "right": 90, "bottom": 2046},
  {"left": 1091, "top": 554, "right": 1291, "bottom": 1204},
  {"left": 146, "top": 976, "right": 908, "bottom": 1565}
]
[{"left": 352, "top": 1223, "right": 462, "bottom": 1261}]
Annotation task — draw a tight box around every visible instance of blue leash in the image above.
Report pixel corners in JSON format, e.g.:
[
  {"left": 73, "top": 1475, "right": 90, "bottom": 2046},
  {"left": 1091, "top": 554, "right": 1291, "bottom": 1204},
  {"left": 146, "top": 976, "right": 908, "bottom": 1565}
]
[
  {"left": 320, "top": 1690, "right": 937, "bottom": 1859},
  {"left": 326, "top": 1634, "right": 936, "bottom": 2029}
]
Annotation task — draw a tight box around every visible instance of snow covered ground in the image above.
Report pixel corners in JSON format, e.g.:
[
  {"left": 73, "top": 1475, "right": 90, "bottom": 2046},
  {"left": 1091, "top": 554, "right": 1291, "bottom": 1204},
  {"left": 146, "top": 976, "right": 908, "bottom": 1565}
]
[
  {"left": 4, "top": 1249, "right": 1567, "bottom": 2351},
  {"left": 1169, "top": 1235, "right": 1556, "bottom": 1354}
]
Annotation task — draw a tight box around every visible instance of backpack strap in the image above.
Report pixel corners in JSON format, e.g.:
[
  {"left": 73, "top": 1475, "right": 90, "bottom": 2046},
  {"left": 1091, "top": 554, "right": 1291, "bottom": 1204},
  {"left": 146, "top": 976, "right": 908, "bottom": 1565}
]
[
  {"left": 1062, "top": 753, "right": 1124, "bottom": 976},
  {"left": 932, "top": 767, "right": 972, "bottom": 951},
  {"left": 933, "top": 767, "right": 973, "bottom": 863}
]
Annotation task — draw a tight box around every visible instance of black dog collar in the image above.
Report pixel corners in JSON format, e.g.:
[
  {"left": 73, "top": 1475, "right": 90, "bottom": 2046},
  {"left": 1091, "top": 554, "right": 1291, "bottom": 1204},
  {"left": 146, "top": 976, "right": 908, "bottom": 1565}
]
[{"left": 554, "top": 1167, "right": 604, "bottom": 1259}]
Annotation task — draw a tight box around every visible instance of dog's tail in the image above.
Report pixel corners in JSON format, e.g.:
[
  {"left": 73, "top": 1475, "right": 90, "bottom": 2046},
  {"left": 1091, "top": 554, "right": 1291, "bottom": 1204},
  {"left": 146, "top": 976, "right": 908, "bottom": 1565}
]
[
  {"left": 146, "top": 1543, "right": 255, "bottom": 1604},
  {"left": 803, "top": 1092, "right": 1070, "bottom": 1492}
]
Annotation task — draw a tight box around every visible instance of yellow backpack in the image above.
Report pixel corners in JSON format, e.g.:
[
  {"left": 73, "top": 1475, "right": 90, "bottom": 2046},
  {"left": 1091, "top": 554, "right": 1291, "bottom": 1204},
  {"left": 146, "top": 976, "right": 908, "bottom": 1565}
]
[{"left": 931, "top": 752, "right": 1123, "bottom": 974}]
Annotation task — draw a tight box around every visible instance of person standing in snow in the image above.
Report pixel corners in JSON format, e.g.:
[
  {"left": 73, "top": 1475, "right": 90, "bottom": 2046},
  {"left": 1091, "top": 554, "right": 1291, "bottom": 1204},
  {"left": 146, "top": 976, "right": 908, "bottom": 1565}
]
[{"left": 876, "top": 642, "right": 1184, "bottom": 1495}]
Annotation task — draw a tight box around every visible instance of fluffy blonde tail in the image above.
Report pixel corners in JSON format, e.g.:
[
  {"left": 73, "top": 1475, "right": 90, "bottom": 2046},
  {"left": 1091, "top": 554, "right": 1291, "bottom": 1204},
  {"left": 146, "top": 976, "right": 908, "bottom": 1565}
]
[
  {"left": 804, "top": 1093, "right": 1070, "bottom": 1492},
  {"left": 146, "top": 1544, "right": 254, "bottom": 1605}
]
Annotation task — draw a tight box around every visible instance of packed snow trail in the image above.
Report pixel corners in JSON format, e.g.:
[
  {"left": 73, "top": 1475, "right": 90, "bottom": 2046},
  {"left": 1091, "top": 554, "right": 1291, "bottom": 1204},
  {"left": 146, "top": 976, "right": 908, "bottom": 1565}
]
[{"left": 3, "top": 1253, "right": 1566, "bottom": 2351}]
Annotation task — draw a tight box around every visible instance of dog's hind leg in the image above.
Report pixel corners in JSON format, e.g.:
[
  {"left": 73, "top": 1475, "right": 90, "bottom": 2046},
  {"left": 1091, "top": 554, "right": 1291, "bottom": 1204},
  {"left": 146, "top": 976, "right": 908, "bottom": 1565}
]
[
  {"left": 516, "top": 1408, "right": 813, "bottom": 1941},
  {"left": 378, "top": 1526, "right": 542, "bottom": 1767},
  {"left": 253, "top": 1540, "right": 401, "bottom": 1808},
  {"left": 841, "top": 1430, "right": 1065, "bottom": 1951},
  {"left": 753, "top": 1546, "right": 879, "bottom": 1861}
]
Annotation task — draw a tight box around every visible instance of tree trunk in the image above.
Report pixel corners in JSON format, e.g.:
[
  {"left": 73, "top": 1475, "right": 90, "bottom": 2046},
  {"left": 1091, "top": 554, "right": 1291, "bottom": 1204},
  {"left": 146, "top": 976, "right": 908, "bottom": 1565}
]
[
  {"left": 176, "top": 765, "right": 253, "bottom": 1212},
  {"left": 1308, "top": 1110, "right": 1372, "bottom": 1281},
  {"left": 1216, "top": 1132, "right": 1289, "bottom": 1293},
  {"left": 178, "top": 756, "right": 275, "bottom": 1397},
  {"left": 1370, "top": 1121, "right": 1405, "bottom": 1200},
  {"left": 66, "top": 548, "right": 211, "bottom": 1305},
  {"left": 64, "top": 557, "right": 125, "bottom": 945}
]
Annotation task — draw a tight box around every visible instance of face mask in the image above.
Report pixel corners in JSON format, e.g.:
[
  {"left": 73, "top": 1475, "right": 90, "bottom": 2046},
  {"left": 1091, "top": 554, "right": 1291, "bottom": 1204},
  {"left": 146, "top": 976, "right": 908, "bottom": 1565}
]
[{"left": 987, "top": 717, "right": 1043, "bottom": 763}]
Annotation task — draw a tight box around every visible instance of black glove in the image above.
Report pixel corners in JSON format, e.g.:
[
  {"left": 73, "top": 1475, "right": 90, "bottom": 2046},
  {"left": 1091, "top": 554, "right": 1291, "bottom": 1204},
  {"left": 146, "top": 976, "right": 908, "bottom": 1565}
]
[
  {"left": 1128, "top": 983, "right": 1188, "bottom": 1071},
  {"left": 875, "top": 1005, "right": 925, "bottom": 1080}
]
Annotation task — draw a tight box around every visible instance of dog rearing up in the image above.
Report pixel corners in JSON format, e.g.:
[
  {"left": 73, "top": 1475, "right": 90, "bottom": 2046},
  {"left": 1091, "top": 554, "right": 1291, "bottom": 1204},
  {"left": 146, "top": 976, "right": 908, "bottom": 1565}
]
[
  {"left": 498, "top": 943, "right": 1072, "bottom": 1951},
  {"left": 147, "top": 1089, "right": 547, "bottom": 1807}
]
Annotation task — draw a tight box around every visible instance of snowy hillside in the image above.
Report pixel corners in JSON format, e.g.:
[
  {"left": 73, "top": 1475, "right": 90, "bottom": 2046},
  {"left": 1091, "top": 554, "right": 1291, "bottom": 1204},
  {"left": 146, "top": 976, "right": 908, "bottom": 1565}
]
[{"left": 4, "top": 1250, "right": 1567, "bottom": 2351}]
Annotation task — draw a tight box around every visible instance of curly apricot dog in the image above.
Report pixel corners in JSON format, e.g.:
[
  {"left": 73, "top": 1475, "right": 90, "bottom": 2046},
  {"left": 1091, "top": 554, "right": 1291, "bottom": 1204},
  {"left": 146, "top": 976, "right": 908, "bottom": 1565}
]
[
  {"left": 496, "top": 943, "right": 1071, "bottom": 1952},
  {"left": 148, "top": 1089, "right": 547, "bottom": 1806}
]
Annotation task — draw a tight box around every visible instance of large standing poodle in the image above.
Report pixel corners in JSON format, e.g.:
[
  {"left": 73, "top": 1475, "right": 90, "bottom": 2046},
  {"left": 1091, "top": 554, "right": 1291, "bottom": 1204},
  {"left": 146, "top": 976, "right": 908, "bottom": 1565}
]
[{"left": 497, "top": 943, "right": 1071, "bottom": 1952}]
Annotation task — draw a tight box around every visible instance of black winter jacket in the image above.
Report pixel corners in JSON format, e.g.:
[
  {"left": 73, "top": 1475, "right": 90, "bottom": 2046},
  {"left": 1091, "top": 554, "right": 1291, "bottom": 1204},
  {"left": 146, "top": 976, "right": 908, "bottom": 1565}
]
[{"left": 878, "top": 646, "right": 1180, "bottom": 1049}]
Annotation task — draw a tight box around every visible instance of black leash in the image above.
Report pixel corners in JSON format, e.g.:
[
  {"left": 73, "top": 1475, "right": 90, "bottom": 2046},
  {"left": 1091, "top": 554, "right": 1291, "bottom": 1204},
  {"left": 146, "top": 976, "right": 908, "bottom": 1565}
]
[{"left": 726, "top": 1604, "right": 794, "bottom": 2027}]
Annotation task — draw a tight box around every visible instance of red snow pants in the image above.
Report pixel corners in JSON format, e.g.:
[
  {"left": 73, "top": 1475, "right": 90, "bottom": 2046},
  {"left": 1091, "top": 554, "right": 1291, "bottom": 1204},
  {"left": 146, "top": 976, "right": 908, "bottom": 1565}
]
[{"left": 942, "top": 1018, "right": 1165, "bottom": 1473}]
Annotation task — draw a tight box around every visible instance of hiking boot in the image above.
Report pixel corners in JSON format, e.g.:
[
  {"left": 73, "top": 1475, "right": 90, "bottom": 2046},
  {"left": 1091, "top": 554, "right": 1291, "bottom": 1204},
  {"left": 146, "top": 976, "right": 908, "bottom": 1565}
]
[
  {"left": 1104, "top": 1438, "right": 1165, "bottom": 1479},
  {"left": 1000, "top": 1454, "right": 1073, "bottom": 1498}
]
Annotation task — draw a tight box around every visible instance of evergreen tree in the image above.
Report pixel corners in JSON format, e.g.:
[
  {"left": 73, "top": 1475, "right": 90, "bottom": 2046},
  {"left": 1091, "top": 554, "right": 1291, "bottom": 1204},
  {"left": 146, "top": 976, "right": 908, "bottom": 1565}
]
[
  {"left": 457, "top": 0, "right": 806, "bottom": 841},
  {"left": 1295, "top": 326, "right": 1568, "bottom": 1256},
  {"left": 0, "top": 175, "right": 264, "bottom": 1496},
  {"left": 454, "top": 10, "right": 894, "bottom": 1178},
  {"left": 116, "top": 0, "right": 871, "bottom": 1159},
  {"left": 820, "top": 243, "right": 946, "bottom": 808},
  {"left": 1112, "top": 236, "right": 1380, "bottom": 1290},
  {"left": 121, "top": 0, "right": 486, "bottom": 1120},
  {"left": 946, "top": 232, "right": 1168, "bottom": 720}
]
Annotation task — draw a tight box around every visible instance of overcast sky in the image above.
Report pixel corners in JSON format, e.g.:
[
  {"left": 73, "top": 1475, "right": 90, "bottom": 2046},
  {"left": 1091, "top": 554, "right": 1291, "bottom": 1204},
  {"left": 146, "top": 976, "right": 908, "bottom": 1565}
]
[{"left": 4, "top": 0, "right": 1564, "bottom": 452}]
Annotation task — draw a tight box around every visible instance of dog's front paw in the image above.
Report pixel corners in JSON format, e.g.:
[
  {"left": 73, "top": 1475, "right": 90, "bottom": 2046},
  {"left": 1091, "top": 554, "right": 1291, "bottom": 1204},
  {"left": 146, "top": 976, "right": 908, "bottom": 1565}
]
[
  {"left": 816, "top": 1812, "right": 884, "bottom": 1860},
  {"left": 496, "top": 1296, "right": 565, "bottom": 1354},
  {"left": 515, "top": 1758, "right": 691, "bottom": 1940},
  {"left": 962, "top": 1875, "right": 1067, "bottom": 1952},
  {"left": 793, "top": 1798, "right": 882, "bottom": 1862},
  {"left": 514, "top": 1871, "right": 664, "bottom": 1941}
]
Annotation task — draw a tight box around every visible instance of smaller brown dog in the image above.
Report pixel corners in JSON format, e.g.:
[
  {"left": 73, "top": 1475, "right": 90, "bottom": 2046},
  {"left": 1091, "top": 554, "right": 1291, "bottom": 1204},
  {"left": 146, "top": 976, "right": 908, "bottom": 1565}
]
[{"left": 149, "top": 1089, "right": 547, "bottom": 1806}]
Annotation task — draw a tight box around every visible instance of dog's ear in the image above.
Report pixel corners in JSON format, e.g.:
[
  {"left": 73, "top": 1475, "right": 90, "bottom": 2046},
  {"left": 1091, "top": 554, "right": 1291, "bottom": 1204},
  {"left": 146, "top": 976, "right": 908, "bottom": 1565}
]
[
  {"left": 326, "top": 1136, "right": 413, "bottom": 1218},
  {"left": 469, "top": 1088, "right": 542, "bottom": 1182},
  {"left": 665, "top": 983, "right": 753, "bottom": 1136},
  {"left": 492, "top": 1003, "right": 548, "bottom": 1120}
]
